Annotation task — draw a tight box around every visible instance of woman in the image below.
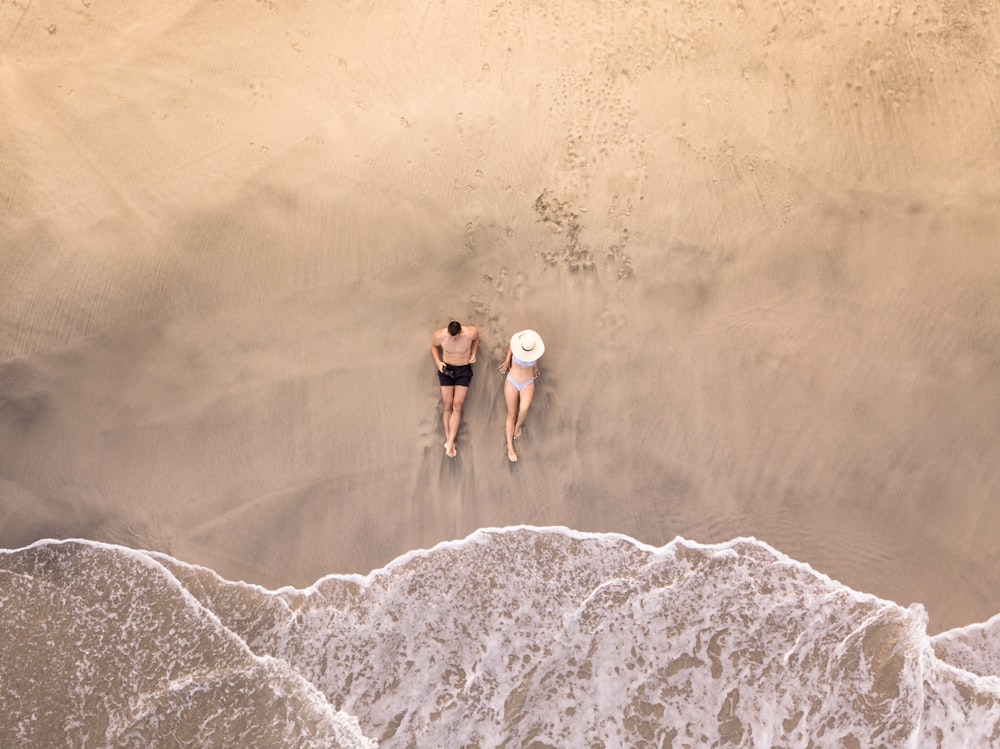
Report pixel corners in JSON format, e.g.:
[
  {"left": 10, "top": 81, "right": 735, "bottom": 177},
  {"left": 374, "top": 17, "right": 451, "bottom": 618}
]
[{"left": 498, "top": 329, "right": 545, "bottom": 462}]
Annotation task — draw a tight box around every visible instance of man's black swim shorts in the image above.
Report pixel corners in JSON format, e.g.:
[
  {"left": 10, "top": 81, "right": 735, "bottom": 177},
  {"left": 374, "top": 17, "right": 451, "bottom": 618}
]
[{"left": 438, "top": 363, "right": 474, "bottom": 387}]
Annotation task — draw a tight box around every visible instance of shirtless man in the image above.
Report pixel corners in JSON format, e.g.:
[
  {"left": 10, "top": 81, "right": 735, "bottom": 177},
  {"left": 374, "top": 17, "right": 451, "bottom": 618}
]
[{"left": 430, "top": 320, "right": 479, "bottom": 458}]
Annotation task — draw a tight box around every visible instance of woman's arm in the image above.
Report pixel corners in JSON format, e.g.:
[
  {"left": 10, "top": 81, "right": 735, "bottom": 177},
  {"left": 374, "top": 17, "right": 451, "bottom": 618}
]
[{"left": 498, "top": 346, "right": 513, "bottom": 374}]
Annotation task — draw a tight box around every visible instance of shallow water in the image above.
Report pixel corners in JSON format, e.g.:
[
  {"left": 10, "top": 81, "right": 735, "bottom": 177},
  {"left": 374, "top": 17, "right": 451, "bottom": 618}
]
[{"left": 3, "top": 531, "right": 1000, "bottom": 747}]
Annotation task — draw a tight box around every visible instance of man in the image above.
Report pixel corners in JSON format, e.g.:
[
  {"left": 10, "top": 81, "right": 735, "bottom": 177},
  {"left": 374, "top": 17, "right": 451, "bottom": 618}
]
[{"left": 430, "top": 320, "right": 479, "bottom": 458}]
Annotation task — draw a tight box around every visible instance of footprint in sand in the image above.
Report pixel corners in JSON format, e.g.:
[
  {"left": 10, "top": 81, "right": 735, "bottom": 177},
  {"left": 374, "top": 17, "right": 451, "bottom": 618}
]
[
  {"left": 464, "top": 218, "right": 478, "bottom": 251},
  {"left": 470, "top": 265, "right": 532, "bottom": 361},
  {"left": 418, "top": 417, "right": 439, "bottom": 453}
]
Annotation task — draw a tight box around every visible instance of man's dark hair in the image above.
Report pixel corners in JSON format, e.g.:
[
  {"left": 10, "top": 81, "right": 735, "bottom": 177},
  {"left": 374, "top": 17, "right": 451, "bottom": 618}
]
[{"left": 448, "top": 321, "right": 462, "bottom": 336}]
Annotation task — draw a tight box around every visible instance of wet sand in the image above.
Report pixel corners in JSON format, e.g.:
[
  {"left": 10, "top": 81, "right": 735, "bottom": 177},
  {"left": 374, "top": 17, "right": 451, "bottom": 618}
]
[{"left": 1, "top": 0, "right": 998, "bottom": 633}]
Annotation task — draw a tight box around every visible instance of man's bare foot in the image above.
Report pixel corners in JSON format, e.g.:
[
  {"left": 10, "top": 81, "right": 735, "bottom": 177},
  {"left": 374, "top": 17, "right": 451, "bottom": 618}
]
[
  {"left": 445, "top": 442, "right": 457, "bottom": 458},
  {"left": 507, "top": 447, "right": 518, "bottom": 462}
]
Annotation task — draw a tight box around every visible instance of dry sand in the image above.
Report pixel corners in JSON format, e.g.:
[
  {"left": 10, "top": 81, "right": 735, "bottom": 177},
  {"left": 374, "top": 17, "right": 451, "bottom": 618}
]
[{"left": 1, "top": 0, "right": 998, "bottom": 633}]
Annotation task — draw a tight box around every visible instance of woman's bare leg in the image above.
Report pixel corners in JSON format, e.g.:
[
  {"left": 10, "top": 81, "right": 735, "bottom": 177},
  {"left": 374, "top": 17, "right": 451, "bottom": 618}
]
[
  {"left": 512, "top": 381, "right": 535, "bottom": 440},
  {"left": 504, "top": 380, "right": 520, "bottom": 462}
]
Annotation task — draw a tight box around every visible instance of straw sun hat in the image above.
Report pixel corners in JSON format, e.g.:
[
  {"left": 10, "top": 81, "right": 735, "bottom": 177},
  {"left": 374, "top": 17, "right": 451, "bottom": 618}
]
[{"left": 510, "top": 330, "right": 545, "bottom": 363}]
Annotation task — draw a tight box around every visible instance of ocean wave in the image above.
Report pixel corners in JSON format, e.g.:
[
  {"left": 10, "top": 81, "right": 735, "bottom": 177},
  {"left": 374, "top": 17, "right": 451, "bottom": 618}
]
[{"left": 2, "top": 528, "right": 999, "bottom": 747}]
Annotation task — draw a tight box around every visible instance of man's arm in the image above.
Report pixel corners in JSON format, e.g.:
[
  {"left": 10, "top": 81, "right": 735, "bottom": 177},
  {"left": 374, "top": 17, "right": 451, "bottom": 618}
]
[
  {"left": 430, "top": 330, "right": 445, "bottom": 371},
  {"left": 469, "top": 327, "right": 480, "bottom": 363}
]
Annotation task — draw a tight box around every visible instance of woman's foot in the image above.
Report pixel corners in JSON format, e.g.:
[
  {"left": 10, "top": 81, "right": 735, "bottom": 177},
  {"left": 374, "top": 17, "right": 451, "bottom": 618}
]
[
  {"left": 507, "top": 446, "right": 518, "bottom": 462},
  {"left": 444, "top": 441, "right": 457, "bottom": 458}
]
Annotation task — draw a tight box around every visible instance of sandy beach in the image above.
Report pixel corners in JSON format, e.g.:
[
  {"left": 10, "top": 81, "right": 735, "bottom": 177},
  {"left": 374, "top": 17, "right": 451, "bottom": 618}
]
[{"left": 1, "top": 0, "right": 998, "bottom": 635}]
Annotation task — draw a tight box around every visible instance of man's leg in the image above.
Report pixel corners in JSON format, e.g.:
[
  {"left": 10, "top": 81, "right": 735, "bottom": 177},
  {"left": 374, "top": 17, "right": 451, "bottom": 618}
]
[
  {"left": 446, "top": 385, "right": 469, "bottom": 457},
  {"left": 440, "top": 386, "right": 455, "bottom": 455}
]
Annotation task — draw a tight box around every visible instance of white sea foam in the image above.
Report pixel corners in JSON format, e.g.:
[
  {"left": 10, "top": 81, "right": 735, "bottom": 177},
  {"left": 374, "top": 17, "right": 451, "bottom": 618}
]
[
  {"left": 0, "top": 539, "right": 372, "bottom": 748},
  {"left": 931, "top": 612, "right": 1000, "bottom": 680},
  {"left": 3, "top": 528, "right": 1000, "bottom": 747}
]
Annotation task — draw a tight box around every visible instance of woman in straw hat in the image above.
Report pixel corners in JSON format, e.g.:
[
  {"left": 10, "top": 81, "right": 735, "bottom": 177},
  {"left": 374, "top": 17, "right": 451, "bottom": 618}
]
[{"left": 498, "top": 329, "right": 545, "bottom": 462}]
